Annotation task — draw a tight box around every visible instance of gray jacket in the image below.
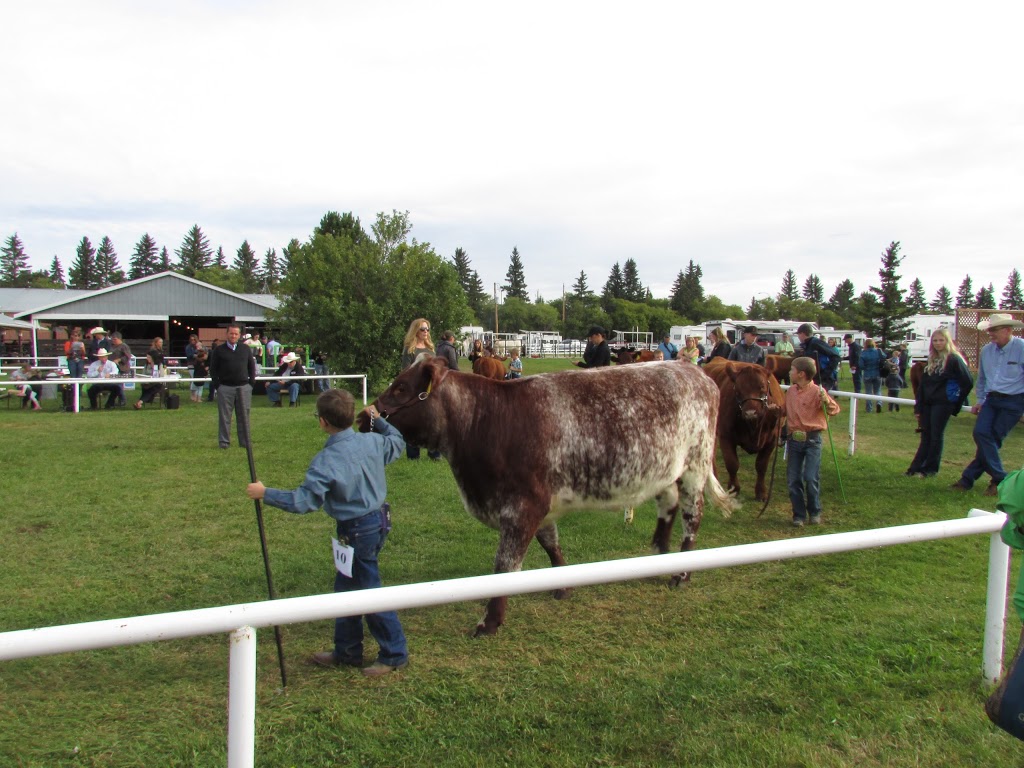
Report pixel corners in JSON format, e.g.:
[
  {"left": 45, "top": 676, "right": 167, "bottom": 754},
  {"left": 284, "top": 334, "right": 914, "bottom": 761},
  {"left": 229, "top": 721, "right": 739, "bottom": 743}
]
[
  {"left": 436, "top": 340, "right": 459, "bottom": 371},
  {"left": 728, "top": 341, "right": 766, "bottom": 366}
]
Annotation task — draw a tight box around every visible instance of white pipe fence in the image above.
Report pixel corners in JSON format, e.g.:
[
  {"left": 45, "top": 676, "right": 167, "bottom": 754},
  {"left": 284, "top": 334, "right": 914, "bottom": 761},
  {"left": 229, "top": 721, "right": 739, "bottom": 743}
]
[
  {"left": 35, "top": 373, "right": 368, "bottom": 413},
  {"left": 0, "top": 510, "right": 1012, "bottom": 767}
]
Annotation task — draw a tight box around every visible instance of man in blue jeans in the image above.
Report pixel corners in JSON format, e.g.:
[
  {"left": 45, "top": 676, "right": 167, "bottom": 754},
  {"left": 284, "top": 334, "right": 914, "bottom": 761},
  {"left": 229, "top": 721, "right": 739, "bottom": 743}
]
[
  {"left": 247, "top": 388, "right": 409, "bottom": 677},
  {"left": 952, "top": 314, "right": 1024, "bottom": 497}
]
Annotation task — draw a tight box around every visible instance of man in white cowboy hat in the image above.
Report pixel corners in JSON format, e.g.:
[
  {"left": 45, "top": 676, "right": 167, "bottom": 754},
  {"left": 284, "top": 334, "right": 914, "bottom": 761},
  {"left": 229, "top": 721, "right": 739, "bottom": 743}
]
[
  {"left": 267, "top": 351, "right": 306, "bottom": 407},
  {"left": 87, "top": 326, "right": 111, "bottom": 363},
  {"left": 86, "top": 348, "right": 121, "bottom": 410},
  {"left": 952, "top": 313, "right": 1024, "bottom": 496}
]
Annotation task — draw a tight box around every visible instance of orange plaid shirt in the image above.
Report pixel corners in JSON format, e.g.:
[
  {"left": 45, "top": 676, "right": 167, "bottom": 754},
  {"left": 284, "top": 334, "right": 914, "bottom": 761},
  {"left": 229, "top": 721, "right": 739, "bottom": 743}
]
[{"left": 785, "top": 382, "right": 840, "bottom": 433}]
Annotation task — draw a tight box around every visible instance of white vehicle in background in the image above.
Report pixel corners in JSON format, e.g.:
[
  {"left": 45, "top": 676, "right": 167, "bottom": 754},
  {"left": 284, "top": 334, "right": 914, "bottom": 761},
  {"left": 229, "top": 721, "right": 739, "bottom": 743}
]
[
  {"left": 899, "top": 314, "right": 955, "bottom": 361},
  {"left": 607, "top": 329, "right": 655, "bottom": 352}
]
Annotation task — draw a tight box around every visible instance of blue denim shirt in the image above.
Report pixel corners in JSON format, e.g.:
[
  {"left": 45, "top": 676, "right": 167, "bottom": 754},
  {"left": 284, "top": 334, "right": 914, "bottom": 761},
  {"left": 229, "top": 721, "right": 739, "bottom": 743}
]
[
  {"left": 977, "top": 336, "right": 1024, "bottom": 404},
  {"left": 262, "top": 419, "right": 406, "bottom": 521}
]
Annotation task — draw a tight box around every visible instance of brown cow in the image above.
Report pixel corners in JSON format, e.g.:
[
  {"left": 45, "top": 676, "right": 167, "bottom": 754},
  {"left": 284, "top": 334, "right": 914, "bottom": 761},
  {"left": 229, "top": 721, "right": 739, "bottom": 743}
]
[
  {"left": 363, "top": 356, "right": 737, "bottom": 636},
  {"left": 703, "top": 358, "right": 785, "bottom": 501},
  {"left": 613, "top": 348, "right": 658, "bottom": 364},
  {"left": 473, "top": 356, "right": 507, "bottom": 380},
  {"left": 765, "top": 354, "right": 793, "bottom": 385}
]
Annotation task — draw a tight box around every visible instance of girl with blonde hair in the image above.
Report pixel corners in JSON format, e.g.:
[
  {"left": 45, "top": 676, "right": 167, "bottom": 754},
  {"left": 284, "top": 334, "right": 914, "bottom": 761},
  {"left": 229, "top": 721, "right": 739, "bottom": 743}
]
[
  {"left": 905, "top": 328, "right": 974, "bottom": 478},
  {"left": 400, "top": 317, "right": 438, "bottom": 460}
]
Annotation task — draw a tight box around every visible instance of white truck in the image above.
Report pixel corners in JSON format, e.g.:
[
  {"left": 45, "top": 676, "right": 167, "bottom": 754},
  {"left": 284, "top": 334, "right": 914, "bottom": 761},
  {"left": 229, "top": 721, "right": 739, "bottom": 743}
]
[{"left": 898, "top": 314, "right": 955, "bottom": 361}]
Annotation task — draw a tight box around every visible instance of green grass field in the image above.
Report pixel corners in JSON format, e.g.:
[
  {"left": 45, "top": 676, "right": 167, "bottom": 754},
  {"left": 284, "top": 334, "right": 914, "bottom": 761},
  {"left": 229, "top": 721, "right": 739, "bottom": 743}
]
[{"left": 1, "top": 359, "right": 1023, "bottom": 766}]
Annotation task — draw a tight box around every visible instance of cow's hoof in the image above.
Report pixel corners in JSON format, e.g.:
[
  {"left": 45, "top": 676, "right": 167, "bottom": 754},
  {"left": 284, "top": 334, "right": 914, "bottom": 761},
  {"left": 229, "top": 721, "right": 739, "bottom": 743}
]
[
  {"left": 553, "top": 587, "right": 573, "bottom": 600},
  {"left": 668, "top": 573, "right": 691, "bottom": 588},
  {"left": 473, "top": 622, "right": 499, "bottom": 638}
]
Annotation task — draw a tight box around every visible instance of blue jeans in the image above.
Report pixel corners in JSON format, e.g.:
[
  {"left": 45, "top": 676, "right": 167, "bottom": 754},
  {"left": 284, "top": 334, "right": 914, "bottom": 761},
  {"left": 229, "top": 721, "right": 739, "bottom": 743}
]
[
  {"left": 787, "top": 434, "right": 823, "bottom": 521},
  {"left": 908, "top": 403, "right": 954, "bottom": 476},
  {"left": 68, "top": 359, "right": 86, "bottom": 378},
  {"left": 960, "top": 394, "right": 1024, "bottom": 487},
  {"left": 267, "top": 381, "right": 300, "bottom": 403},
  {"left": 863, "top": 377, "right": 882, "bottom": 412},
  {"left": 314, "top": 363, "right": 329, "bottom": 392},
  {"left": 333, "top": 509, "right": 408, "bottom": 666}
]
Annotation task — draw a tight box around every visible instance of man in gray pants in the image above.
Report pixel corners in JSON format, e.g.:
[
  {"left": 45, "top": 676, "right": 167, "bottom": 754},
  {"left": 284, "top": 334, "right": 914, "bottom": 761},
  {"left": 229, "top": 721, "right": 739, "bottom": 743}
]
[{"left": 209, "top": 323, "right": 257, "bottom": 448}]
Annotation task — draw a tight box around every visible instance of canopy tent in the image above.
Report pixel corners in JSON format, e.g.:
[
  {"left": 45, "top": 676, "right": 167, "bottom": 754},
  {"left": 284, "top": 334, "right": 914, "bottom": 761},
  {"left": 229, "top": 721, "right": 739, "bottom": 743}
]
[{"left": 0, "top": 315, "right": 39, "bottom": 331}]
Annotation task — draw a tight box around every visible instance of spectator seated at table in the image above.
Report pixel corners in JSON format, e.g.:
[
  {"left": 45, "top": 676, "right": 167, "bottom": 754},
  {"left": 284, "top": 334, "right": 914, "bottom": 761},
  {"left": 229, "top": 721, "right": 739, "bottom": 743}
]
[
  {"left": 267, "top": 352, "right": 305, "bottom": 407},
  {"left": 86, "top": 349, "right": 121, "bottom": 410},
  {"left": 134, "top": 353, "right": 166, "bottom": 409},
  {"left": 10, "top": 362, "right": 43, "bottom": 411}
]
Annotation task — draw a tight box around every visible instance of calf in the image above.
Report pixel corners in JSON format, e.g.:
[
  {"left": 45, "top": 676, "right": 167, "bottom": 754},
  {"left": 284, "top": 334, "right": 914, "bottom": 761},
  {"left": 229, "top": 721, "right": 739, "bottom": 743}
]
[
  {"left": 472, "top": 356, "right": 507, "bottom": 380},
  {"left": 703, "top": 358, "right": 785, "bottom": 501},
  {"left": 765, "top": 354, "right": 793, "bottom": 385},
  {"left": 365, "top": 357, "right": 737, "bottom": 635}
]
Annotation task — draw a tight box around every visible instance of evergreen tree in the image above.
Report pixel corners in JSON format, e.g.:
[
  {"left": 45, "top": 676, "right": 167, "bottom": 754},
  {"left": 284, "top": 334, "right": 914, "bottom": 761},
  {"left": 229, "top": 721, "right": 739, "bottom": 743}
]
[
  {"left": 603, "top": 262, "right": 625, "bottom": 302},
  {"left": 215, "top": 246, "right": 227, "bottom": 269},
  {"left": 159, "top": 246, "right": 171, "bottom": 271},
  {"left": 262, "top": 248, "right": 281, "bottom": 292},
  {"left": 955, "top": 275, "right": 974, "bottom": 308},
  {"left": 129, "top": 233, "right": 160, "bottom": 279},
  {"left": 234, "top": 240, "right": 261, "bottom": 292},
  {"left": 0, "top": 232, "right": 31, "bottom": 287},
  {"left": 176, "top": 224, "right": 213, "bottom": 276},
  {"left": 49, "top": 255, "right": 65, "bottom": 287},
  {"left": 801, "top": 274, "right": 824, "bottom": 304},
  {"left": 668, "top": 260, "right": 705, "bottom": 321},
  {"left": 451, "top": 247, "right": 473, "bottom": 286},
  {"left": 906, "top": 278, "right": 927, "bottom": 312},
  {"left": 975, "top": 283, "right": 996, "bottom": 309},
  {"left": 825, "top": 279, "right": 856, "bottom": 317},
  {"left": 572, "top": 270, "right": 590, "bottom": 298},
  {"left": 502, "top": 246, "right": 529, "bottom": 301},
  {"left": 622, "top": 258, "right": 644, "bottom": 302},
  {"left": 69, "top": 236, "right": 97, "bottom": 289},
  {"left": 282, "top": 238, "right": 301, "bottom": 272},
  {"left": 94, "top": 236, "right": 125, "bottom": 286},
  {"left": 930, "top": 285, "right": 954, "bottom": 314},
  {"left": 778, "top": 269, "right": 798, "bottom": 301},
  {"left": 1000, "top": 269, "right": 1024, "bottom": 310},
  {"left": 868, "top": 241, "right": 913, "bottom": 346}
]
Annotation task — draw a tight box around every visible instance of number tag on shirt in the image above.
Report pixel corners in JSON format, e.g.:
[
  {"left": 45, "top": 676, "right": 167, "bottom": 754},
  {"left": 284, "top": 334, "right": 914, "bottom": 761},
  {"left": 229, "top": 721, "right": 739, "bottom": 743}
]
[{"left": 332, "top": 537, "right": 354, "bottom": 578}]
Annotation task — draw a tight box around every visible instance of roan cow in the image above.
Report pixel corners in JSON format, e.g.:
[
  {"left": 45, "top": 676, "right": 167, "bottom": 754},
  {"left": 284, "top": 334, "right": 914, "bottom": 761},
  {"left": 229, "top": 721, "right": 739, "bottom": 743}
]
[
  {"left": 363, "top": 356, "right": 737, "bottom": 636},
  {"left": 472, "top": 356, "right": 507, "bottom": 380},
  {"left": 702, "top": 358, "right": 785, "bottom": 501}
]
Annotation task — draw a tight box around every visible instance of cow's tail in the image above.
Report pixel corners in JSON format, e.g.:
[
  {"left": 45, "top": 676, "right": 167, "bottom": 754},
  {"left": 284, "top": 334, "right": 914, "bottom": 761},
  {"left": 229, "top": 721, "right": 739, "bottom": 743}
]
[{"left": 705, "top": 472, "right": 739, "bottom": 518}]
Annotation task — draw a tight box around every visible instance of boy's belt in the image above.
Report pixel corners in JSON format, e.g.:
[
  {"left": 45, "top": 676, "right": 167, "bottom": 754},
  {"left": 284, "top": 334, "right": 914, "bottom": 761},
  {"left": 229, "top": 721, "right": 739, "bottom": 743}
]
[{"left": 789, "top": 430, "right": 821, "bottom": 442}]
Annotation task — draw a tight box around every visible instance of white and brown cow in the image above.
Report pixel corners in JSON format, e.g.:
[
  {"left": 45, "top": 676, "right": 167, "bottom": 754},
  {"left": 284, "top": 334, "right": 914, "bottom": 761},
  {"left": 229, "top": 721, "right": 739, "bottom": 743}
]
[{"left": 363, "top": 356, "right": 737, "bottom": 636}]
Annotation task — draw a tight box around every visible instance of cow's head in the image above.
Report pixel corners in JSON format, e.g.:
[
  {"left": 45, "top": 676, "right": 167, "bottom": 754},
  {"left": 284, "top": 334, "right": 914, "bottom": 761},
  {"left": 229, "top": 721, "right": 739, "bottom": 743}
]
[
  {"left": 726, "top": 363, "right": 780, "bottom": 422},
  {"left": 359, "top": 356, "right": 451, "bottom": 444}
]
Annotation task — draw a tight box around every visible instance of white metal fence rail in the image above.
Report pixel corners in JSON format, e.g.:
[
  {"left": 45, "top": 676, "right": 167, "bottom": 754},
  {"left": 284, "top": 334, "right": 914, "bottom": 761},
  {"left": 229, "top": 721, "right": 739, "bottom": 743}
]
[{"left": 0, "top": 510, "right": 1011, "bottom": 767}]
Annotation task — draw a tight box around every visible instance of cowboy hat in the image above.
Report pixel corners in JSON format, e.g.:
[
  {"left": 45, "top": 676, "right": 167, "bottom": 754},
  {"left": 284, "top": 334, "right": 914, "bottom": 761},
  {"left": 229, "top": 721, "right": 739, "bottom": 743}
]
[
  {"left": 280, "top": 352, "right": 299, "bottom": 363},
  {"left": 94, "top": 348, "right": 110, "bottom": 356},
  {"left": 978, "top": 313, "right": 1024, "bottom": 331},
  {"left": 89, "top": 326, "right": 108, "bottom": 335}
]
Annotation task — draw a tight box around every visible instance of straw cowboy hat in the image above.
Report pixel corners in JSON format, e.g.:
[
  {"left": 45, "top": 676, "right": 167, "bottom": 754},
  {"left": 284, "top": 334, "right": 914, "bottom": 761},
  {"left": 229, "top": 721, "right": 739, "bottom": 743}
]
[
  {"left": 978, "top": 313, "right": 1024, "bottom": 331},
  {"left": 280, "top": 352, "right": 299, "bottom": 363},
  {"left": 89, "top": 326, "right": 108, "bottom": 335},
  {"left": 94, "top": 348, "right": 110, "bottom": 356}
]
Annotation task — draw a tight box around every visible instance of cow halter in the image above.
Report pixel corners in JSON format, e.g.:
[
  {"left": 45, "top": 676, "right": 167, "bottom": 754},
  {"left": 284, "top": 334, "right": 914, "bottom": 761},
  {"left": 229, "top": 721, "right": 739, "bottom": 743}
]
[
  {"left": 737, "top": 392, "right": 771, "bottom": 409},
  {"left": 379, "top": 379, "right": 432, "bottom": 418}
]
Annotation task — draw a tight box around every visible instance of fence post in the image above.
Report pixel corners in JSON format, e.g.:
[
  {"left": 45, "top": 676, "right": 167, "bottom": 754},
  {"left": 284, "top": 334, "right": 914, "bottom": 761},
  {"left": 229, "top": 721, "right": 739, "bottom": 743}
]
[
  {"left": 971, "top": 509, "right": 1010, "bottom": 683},
  {"left": 847, "top": 400, "right": 857, "bottom": 456},
  {"left": 227, "top": 626, "right": 257, "bottom": 768}
]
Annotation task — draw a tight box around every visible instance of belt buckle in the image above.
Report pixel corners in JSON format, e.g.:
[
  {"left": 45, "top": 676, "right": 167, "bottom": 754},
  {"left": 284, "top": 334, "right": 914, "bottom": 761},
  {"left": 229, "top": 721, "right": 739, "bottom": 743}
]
[{"left": 791, "top": 430, "right": 807, "bottom": 442}]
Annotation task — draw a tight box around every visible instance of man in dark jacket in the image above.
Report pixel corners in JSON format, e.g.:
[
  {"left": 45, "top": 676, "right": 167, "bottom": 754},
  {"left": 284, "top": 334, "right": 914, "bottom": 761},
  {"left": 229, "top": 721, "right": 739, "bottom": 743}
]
[
  {"left": 728, "top": 326, "right": 766, "bottom": 366},
  {"left": 210, "top": 323, "right": 257, "bottom": 448},
  {"left": 576, "top": 326, "right": 611, "bottom": 368},
  {"left": 796, "top": 324, "right": 838, "bottom": 390},
  {"left": 436, "top": 331, "right": 460, "bottom": 371},
  {"left": 267, "top": 351, "right": 306, "bottom": 407},
  {"left": 844, "top": 333, "right": 862, "bottom": 394}
]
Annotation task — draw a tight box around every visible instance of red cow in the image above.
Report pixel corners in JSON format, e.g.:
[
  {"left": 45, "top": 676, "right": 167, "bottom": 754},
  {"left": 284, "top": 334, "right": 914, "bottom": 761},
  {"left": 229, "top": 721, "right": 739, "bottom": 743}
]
[
  {"left": 613, "top": 348, "right": 658, "bottom": 364},
  {"left": 703, "top": 358, "right": 785, "bottom": 501},
  {"left": 765, "top": 354, "right": 793, "bottom": 385},
  {"left": 363, "top": 356, "right": 737, "bottom": 636},
  {"left": 473, "top": 356, "right": 507, "bottom": 380}
]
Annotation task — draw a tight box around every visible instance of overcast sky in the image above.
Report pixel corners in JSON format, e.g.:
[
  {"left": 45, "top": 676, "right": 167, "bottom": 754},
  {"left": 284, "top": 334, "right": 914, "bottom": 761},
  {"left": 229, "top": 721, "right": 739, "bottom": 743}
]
[{"left": 2, "top": 1, "right": 1021, "bottom": 309}]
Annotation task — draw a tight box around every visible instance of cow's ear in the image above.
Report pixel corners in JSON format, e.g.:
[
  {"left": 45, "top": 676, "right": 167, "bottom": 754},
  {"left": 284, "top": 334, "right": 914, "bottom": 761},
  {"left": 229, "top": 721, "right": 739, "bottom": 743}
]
[
  {"left": 725, "top": 363, "right": 738, "bottom": 382},
  {"left": 426, "top": 356, "right": 450, "bottom": 393}
]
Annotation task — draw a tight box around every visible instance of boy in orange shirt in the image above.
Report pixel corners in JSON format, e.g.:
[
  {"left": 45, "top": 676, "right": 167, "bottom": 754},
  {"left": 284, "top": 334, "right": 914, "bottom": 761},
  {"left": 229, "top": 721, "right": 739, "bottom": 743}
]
[{"left": 786, "top": 356, "right": 841, "bottom": 527}]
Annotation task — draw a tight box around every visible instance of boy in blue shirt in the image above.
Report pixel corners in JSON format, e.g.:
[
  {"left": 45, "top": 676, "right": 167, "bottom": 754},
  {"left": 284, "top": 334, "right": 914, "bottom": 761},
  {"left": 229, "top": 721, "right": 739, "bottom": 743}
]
[{"left": 246, "top": 389, "right": 409, "bottom": 677}]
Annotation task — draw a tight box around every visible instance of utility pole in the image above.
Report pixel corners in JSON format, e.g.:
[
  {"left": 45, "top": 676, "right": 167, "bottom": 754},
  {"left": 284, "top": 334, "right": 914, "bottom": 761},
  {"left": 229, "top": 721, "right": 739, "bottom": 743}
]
[{"left": 494, "top": 282, "right": 499, "bottom": 334}]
